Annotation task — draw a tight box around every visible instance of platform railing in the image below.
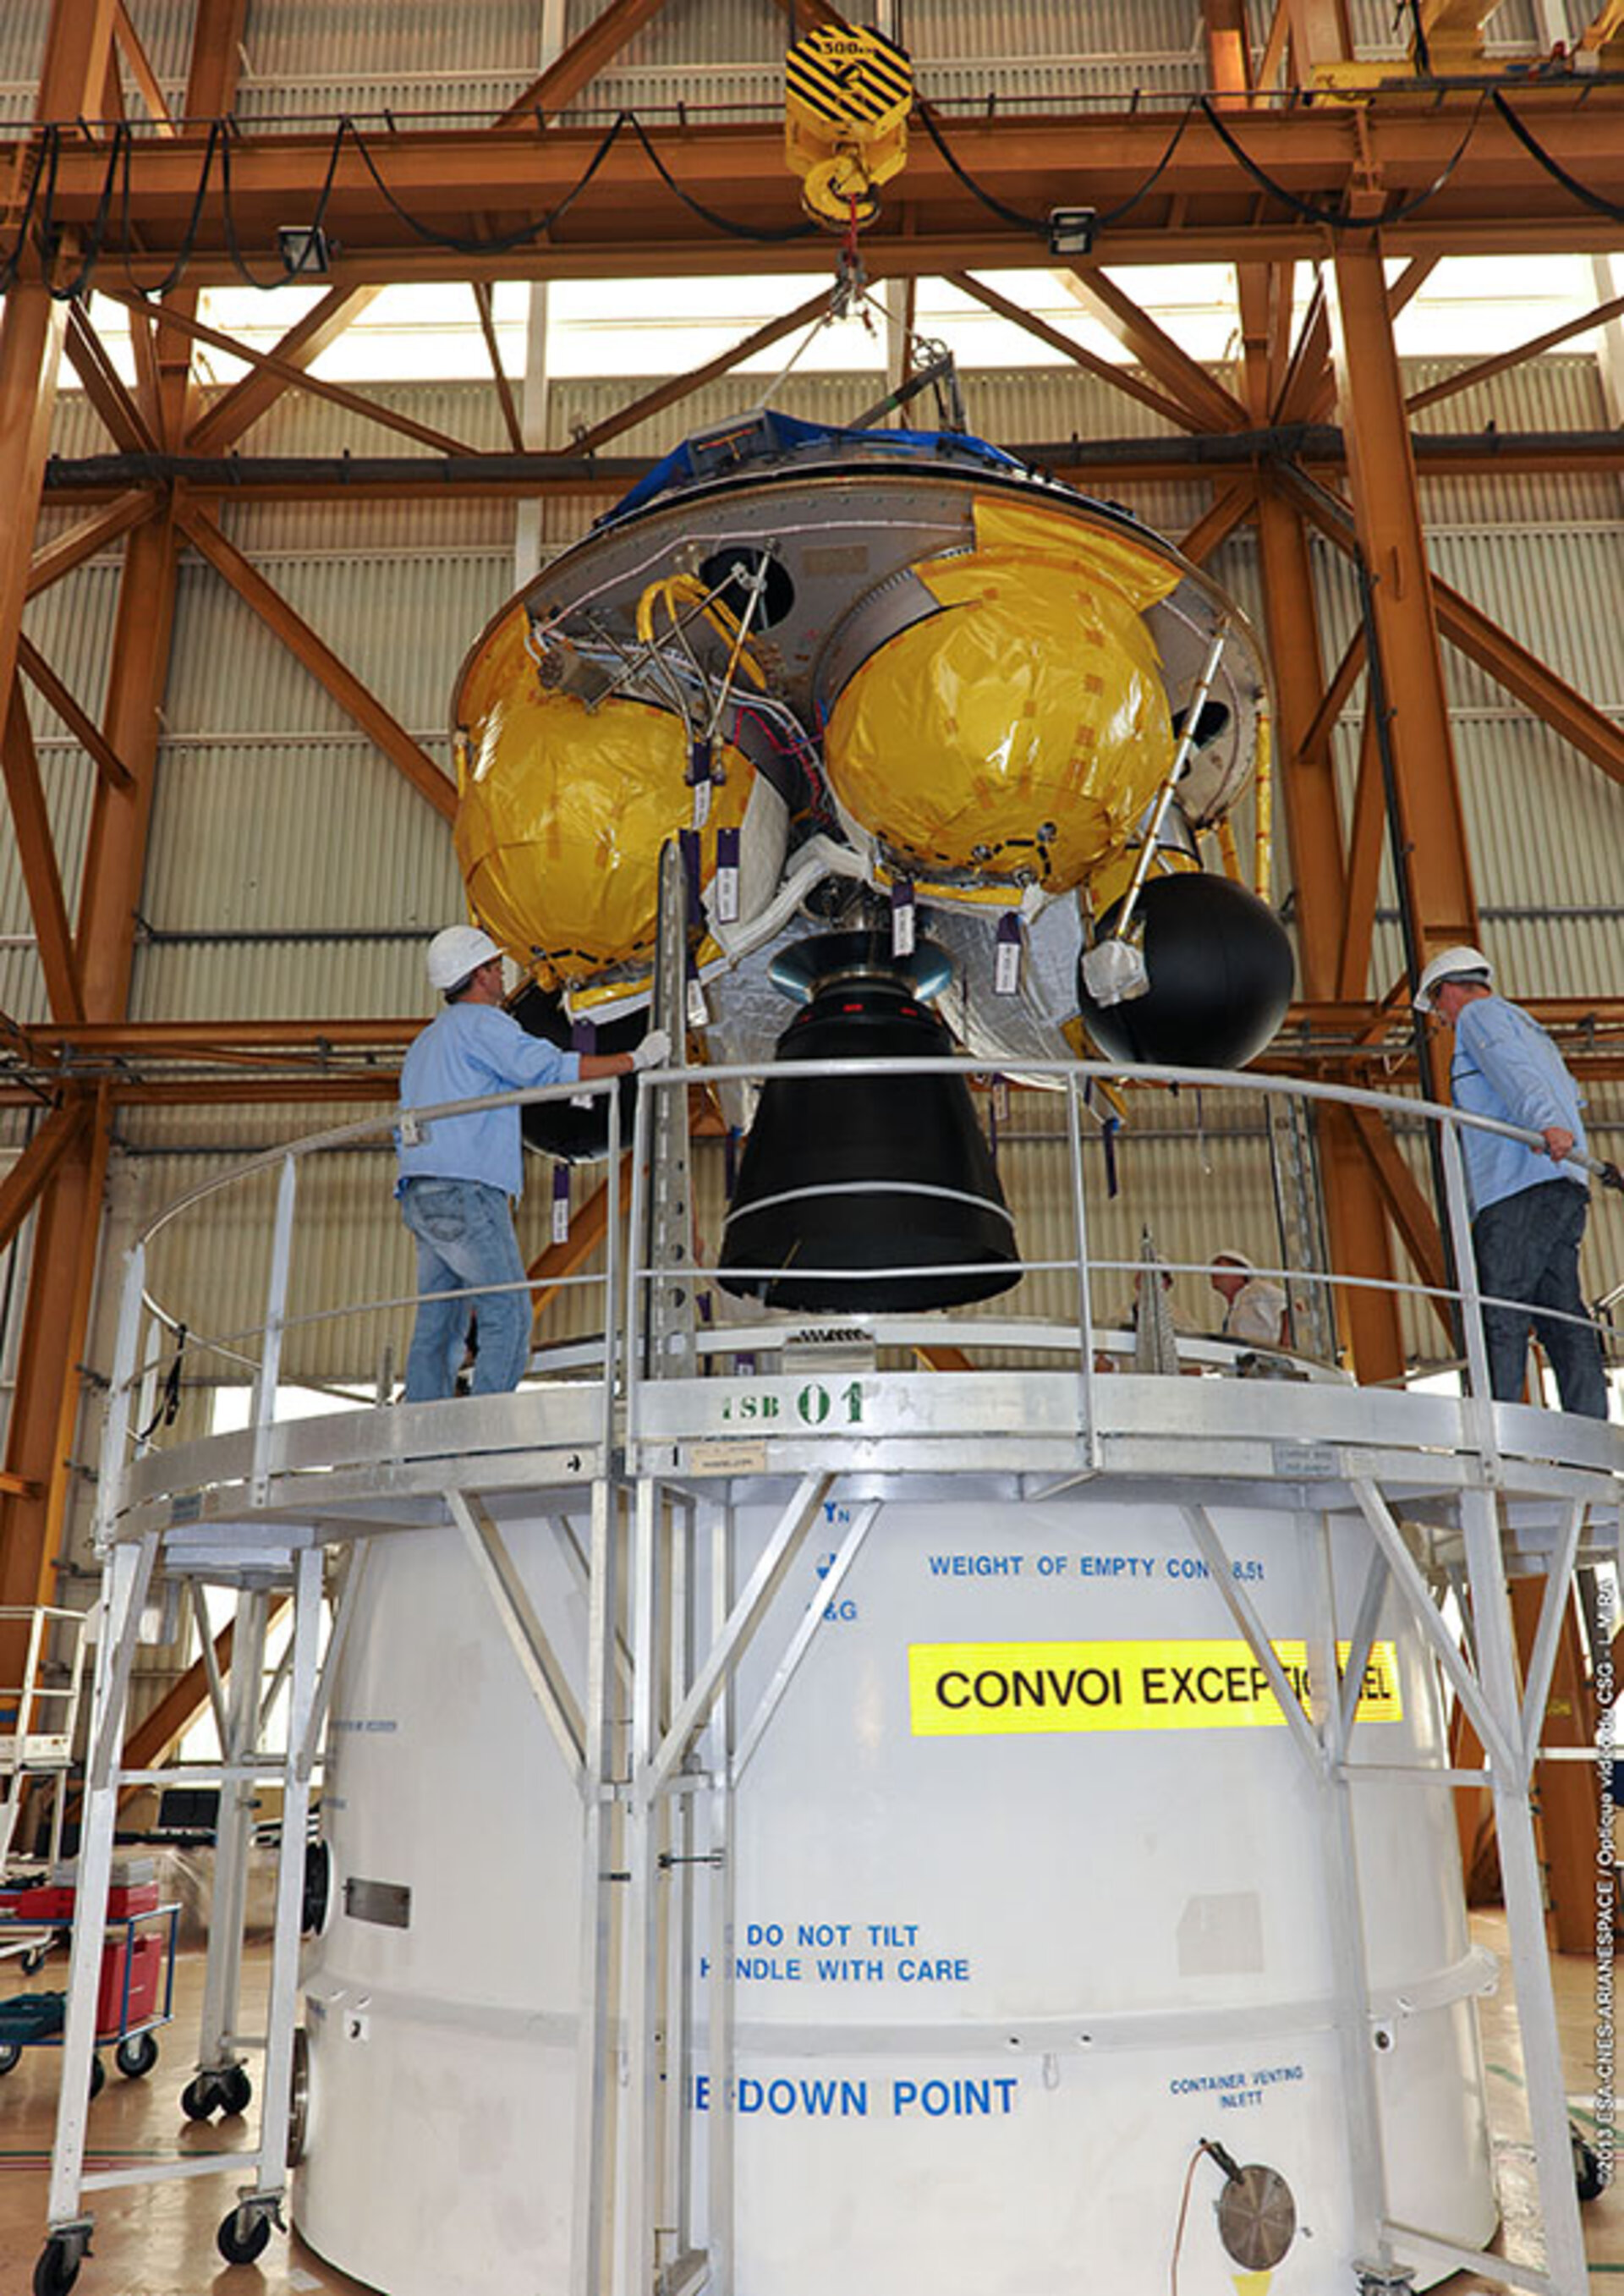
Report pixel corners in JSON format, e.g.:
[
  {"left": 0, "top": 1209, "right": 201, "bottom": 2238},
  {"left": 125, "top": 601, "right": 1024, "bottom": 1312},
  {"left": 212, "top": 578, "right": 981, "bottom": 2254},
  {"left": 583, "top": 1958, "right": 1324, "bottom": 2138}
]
[{"left": 96, "top": 1057, "right": 1621, "bottom": 1541}]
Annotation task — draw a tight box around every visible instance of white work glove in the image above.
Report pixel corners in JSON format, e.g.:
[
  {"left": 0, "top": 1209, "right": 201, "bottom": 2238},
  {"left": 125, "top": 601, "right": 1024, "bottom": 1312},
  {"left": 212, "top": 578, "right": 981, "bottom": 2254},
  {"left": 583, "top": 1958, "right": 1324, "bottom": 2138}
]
[{"left": 632, "top": 1027, "right": 672, "bottom": 1071}]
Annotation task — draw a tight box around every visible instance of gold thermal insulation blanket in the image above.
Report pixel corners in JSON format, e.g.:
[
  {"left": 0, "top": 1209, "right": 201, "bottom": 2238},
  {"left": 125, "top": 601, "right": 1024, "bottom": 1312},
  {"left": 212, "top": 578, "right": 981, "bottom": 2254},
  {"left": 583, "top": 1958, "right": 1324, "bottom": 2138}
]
[
  {"left": 455, "top": 678, "right": 755, "bottom": 989},
  {"left": 823, "top": 500, "right": 1180, "bottom": 894}
]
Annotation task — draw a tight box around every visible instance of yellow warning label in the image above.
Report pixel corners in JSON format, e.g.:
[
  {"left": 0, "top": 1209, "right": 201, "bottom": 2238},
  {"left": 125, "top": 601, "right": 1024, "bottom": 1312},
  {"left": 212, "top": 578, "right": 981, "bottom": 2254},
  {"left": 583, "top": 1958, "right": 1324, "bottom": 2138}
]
[{"left": 907, "top": 1640, "right": 1403, "bottom": 1737}]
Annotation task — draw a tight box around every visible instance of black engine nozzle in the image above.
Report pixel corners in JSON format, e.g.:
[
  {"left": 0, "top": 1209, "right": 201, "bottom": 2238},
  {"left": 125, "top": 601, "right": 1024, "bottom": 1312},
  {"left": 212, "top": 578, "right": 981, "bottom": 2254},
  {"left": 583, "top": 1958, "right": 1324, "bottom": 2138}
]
[{"left": 718, "top": 933, "right": 1021, "bottom": 1313}]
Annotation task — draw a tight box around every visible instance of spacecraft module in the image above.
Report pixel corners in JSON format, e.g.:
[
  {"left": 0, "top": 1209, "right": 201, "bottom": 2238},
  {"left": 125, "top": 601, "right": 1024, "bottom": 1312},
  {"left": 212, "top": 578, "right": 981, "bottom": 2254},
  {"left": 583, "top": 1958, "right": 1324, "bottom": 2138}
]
[{"left": 451, "top": 408, "right": 1293, "bottom": 1303}]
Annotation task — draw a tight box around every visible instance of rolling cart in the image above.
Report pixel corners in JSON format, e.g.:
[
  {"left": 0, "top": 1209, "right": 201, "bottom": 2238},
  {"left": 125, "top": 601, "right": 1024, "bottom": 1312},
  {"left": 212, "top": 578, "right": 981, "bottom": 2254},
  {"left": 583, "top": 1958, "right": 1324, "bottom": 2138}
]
[{"left": 0, "top": 1887, "right": 179, "bottom": 2096}]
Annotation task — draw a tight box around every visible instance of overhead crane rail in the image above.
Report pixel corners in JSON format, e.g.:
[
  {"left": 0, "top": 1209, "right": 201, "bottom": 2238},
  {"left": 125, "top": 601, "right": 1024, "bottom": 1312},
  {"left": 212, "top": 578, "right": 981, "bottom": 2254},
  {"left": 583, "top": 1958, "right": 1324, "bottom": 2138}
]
[{"left": 7, "top": 82, "right": 1624, "bottom": 287}]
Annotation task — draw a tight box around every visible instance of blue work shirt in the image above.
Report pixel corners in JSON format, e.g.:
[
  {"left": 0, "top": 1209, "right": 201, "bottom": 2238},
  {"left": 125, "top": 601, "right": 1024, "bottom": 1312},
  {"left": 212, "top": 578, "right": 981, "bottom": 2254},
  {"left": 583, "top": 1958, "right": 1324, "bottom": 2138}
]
[
  {"left": 395, "top": 1002, "right": 580, "bottom": 1201},
  {"left": 1450, "top": 995, "right": 1588, "bottom": 1215}
]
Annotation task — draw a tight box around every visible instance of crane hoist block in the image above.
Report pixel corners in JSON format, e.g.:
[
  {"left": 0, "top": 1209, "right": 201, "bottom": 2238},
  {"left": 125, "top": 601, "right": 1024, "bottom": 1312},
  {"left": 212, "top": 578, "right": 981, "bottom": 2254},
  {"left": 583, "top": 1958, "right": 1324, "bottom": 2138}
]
[{"left": 784, "top": 24, "right": 912, "bottom": 228}]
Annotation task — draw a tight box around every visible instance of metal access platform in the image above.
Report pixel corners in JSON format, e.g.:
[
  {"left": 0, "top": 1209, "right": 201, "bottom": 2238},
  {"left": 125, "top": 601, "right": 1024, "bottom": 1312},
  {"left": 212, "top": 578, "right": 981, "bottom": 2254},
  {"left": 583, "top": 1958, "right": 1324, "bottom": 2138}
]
[{"left": 26, "top": 1050, "right": 1624, "bottom": 2296}]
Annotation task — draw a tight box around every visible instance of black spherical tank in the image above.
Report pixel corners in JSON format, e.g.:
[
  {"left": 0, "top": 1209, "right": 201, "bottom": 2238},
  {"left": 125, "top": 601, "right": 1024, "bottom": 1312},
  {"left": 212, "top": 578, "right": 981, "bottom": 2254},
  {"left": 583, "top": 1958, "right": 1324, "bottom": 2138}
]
[
  {"left": 1076, "top": 871, "right": 1295, "bottom": 1069},
  {"left": 717, "top": 932, "right": 1021, "bottom": 1313},
  {"left": 509, "top": 981, "right": 640, "bottom": 1163}
]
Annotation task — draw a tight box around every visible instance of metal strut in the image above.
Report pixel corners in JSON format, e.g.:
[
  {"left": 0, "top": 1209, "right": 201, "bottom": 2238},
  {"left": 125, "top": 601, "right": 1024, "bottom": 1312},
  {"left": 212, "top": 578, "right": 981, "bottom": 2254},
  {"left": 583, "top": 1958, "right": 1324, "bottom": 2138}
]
[{"left": 644, "top": 839, "right": 696, "bottom": 1383}]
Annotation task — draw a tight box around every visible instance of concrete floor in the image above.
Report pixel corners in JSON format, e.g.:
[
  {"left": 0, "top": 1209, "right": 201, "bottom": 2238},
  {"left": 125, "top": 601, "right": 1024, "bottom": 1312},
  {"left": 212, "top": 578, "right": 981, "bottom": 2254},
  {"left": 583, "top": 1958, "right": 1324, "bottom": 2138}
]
[{"left": 0, "top": 1917, "right": 1620, "bottom": 2293}]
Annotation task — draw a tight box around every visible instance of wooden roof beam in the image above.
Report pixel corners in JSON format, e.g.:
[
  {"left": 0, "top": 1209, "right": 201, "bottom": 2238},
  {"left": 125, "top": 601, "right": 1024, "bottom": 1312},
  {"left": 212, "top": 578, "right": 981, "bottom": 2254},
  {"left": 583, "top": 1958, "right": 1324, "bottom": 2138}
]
[
  {"left": 1299, "top": 626, "right": 1367, "bottom": 765},
  {"left": 28, "top": 104, "right": 1624, "bottom": 286},
  {"left": 112, "top": 0, "right": 178, "bottom": 136},
  {"left": 186, "top": 283, "right": 387, "bottom": 455},
  {"left": 63, "top": 302, "right": 159, "bottom": 455},
  {"left": 26, "top": 492, "right": 158, "bottom": 599},
  {"left": 16, "top": 634, "right": 135, "bottom": 794},
  {"left": 1435, "top": 581, "right": 1624, "bottom": 788},
  {"left": 562, "top": 283, "right": 838, "bottom": 461},
  {"left": 495, "top": 0, "right": 677, "bottom": 128},
  {"left": 1276, "top": 256, "right": 1435, "bottom": 430},
  {"left": 1407, "top": 282, "right": 1624, "bottom": 415},
  {"left": 949, "top": 272, "right": 1203, "bottom": 431},
  {"left": 1286, "top": 466, "right": 1624, "bottom": 789},
  {"left": 99, "top": 290, "right": 477, "bottom": 462},
  {"left": 1, "top": 683, "right": 85, "bottom": 1024},
  {"left": 0, "top": 1098, "right": 91, "bottom": 1255},
  {"left": 1336, "top": 706, "right": 1387, "bottom": 1002},
  {"left": 175, "top": 506, "right": 457, "bottom": 822},
  {"left": 471, "top": 280, "right": 525, "bottom": 453},
  {"left": 528, "top": 1153, "right": 634, "bottom": 1327},
  {"left": 1178, "top": 481, "right": 1256, "bottom": 565},
  {"left": 1056, "top": 267, "right": 1252, "bottom": 433}
]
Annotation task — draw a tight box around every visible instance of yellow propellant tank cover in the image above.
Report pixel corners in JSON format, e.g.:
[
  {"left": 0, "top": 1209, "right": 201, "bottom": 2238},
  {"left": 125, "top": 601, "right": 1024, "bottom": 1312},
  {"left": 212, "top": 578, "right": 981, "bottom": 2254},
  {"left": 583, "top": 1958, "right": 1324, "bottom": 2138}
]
[
  {"left": 824, "top": 497, "right": 1182, "bottom": 895},
  {"left": 455, "top": 652, "right": 754, "bottom": 991}
]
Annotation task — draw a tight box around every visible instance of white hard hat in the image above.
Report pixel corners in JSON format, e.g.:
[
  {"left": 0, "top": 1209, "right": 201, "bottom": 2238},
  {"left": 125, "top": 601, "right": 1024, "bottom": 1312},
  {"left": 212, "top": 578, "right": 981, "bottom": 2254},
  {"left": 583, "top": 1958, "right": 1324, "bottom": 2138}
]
[
  {"left": 426, "top": 924, "right": 502, "bottom": 991},
  {"left": 1413, "top": 944, "right": 1494, "bottom": 1013},
  {"left": 1211, "top": 1248, "right": 1253, "bottom": 1272}
]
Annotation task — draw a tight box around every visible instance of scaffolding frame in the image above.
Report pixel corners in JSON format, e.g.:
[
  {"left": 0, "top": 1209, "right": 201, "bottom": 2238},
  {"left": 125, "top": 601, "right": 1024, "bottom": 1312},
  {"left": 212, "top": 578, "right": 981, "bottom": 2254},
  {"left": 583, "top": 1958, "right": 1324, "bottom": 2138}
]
[{"left": 31, "top": 1054, "right": 1624, "bottom": 2296}]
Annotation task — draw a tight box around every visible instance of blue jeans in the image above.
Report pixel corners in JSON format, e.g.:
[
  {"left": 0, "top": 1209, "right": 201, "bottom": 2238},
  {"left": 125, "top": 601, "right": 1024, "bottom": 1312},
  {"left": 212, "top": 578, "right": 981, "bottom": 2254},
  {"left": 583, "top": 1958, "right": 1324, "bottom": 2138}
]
[
  {"left": 1473, "top": 1180, "right": 1609, "bottom": 1420},
  {"left": 399, "top": 1178, "right": 531, "bottom": 1402}
]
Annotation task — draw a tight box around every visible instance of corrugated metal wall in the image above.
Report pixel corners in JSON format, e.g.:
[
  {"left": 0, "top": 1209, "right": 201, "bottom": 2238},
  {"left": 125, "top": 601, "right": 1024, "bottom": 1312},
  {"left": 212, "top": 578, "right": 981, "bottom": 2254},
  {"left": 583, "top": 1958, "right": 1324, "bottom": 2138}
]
[{"left": 1, "top": 2, "right": 1573, "bottom": 127}]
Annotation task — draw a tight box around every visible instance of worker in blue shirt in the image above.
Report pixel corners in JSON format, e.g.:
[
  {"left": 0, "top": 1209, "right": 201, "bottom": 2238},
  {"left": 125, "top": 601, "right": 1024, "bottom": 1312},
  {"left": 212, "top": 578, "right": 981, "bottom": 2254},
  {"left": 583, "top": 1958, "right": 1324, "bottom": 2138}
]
[
  {"left": 1415, "top": 945, "right": 1608, "bottom": 1419},
  {"left": 397, "top": 926, "right": 670, "bottom": 1401}
]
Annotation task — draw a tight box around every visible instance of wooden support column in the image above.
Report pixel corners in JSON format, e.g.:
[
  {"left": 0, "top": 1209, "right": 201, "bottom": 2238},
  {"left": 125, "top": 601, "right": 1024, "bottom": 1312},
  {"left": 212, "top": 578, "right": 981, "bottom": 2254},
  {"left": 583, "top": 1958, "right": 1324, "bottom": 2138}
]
[
  {"left": 1253, "top": 481, "right": 1406, "bottom": 1379},
  {"left": 0, "top": 0, "right": 124, "bottom": 1683},
  {"left": 2, "top": 678, "right": 85, "bottom": 1022},
  {"left": 0, "top": 1092, "right": 111, "bottom": 1620},
  {"left": 0, "top": 283, "right": 70, "bottom": 716},
  {"left": 1328, "top": 241, "right": 1479, "bottom": 963},
  {"left": 1199, "top": 3, "right": 1407, "bottom": 1380},
  {"left": 1511, "top": 1576, "right": 1599, "bottom": 1957},
  {"left": 74, "top": 508, "right": 184, "bottom": 1018}
]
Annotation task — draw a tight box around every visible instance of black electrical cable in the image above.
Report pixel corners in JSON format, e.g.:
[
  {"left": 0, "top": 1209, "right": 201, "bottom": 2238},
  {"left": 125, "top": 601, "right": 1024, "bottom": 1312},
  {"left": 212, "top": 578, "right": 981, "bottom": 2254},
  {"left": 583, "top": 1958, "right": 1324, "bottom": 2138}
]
[
  {"left": 342, "top": 109, "right": 633, "bottom": 255},
  {"left": 49, "top": 119, "right": 129, "bottom": 301},
  {"left": 623, "top": 113, "right": 819, "bottom": 242},
  {"left": 1407, "top": 0, "right": 1434, "bottom": 77},
  {"left": 118, "top": 115, "right": 222, "bottom": 299},
  {"left": 914, "top": 102, "right": 1048, "bottom": 235},
  {"left": 220, "top": 107, "right": 349, "bottom": 288},
  {"left": 134, "top": 1323, "right": 187, "bottom": 1442},
  {"left": 0, "top": 122, "right": 51, "bottom": 292},
  {"left": 1197, "top": 91, "right": 1484, "bottom": 229},
  {"left": 1491, "top": 87, "right": 1624, "bottom": 223},
  {"left": 1093, "top": 100, "right": 1199, "bottom": 227},
  {"left": 16, "top": 122, "right": 63, "bottom": 294},
  {"left": 36, "top": 106, "right": 671, "bottom": 299},
  {"left": 917, "top": 97, "right": 1211, "bottom": 241}
]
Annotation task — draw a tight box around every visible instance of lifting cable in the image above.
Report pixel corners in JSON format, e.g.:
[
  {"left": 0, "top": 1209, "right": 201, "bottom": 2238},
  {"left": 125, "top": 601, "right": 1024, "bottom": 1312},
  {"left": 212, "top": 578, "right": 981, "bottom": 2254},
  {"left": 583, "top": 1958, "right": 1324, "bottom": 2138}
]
[{"left": 134, "top": 1321, "right": 187, "bottom": 1444}]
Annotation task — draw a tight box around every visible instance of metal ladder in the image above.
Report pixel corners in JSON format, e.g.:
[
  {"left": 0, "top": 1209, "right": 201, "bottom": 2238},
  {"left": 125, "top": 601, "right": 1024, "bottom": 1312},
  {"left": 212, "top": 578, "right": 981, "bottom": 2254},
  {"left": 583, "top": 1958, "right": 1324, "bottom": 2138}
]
[
  {"left": 0, "top": 1605, "right": 87, "bottom": 1874},
  {"left": 36, "top": 1524, "right": 342, "bottom": 2289}
]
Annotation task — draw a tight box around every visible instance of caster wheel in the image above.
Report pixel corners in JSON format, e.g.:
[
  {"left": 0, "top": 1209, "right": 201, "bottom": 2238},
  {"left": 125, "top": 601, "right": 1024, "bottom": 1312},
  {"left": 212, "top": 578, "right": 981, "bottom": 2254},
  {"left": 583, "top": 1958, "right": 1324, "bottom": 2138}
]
[
  {"left": 87, "top": 2056, "right": 105, "bottom": 2101},
  {"left": 1574, "top": 2130, "right": 1605, "bottom": 2201},
  {"left": 114, "top": 2031, "right": 158, "bottom": 2079},
  {"left": 219, "top": 2063, "right": 252, "bottom": 2117},
  {"left": 32, "top": 2236, "right": 84, "bottom": 2296},
  {"left": 0, "top": 2041, "right": 21, "bottom": 2074},
  {"left": 22, "top": 1944, "right": 48, "bottom": 1976},
  {"left": 181, "top": 2071, "right": 222, "bottom": 2120},
  {"left": 217, "top": 2205, "right": 272, "bottom": 2266}
]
